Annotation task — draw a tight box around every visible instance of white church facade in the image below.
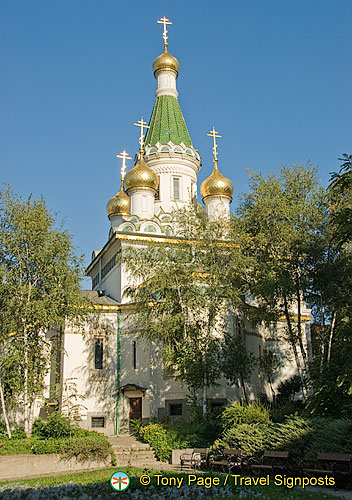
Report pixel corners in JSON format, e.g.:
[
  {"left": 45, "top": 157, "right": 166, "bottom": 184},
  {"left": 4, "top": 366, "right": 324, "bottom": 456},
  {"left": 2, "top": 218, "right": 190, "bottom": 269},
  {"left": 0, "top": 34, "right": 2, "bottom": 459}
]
[{"left": 47, "top": 19, "right": 311, "bottom": 436}]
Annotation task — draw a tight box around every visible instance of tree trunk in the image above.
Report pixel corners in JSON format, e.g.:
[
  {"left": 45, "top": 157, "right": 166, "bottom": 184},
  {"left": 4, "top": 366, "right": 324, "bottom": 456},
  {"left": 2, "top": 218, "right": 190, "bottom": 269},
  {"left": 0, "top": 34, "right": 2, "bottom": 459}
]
[
  {"left": 283, "top": 295, "right": 307, "bottom": 398},
  {"left": 0, "top": 379, "right": 11, "bottom": 439},
  {"left": 240, "top": 373, "right": 249, "bottom": 404},
  {"left": 202, "top": 383, "right": 207, "bottom": 418},
  {"left": 268, "top": 375, "right": 276, "bottom": 406},
  {"left": 320, "top": 300, "right": 325, "bottom": 373},
  {"left": 327, "top": 312, "right": 336, "bottom": 364},
  {"left": 296, "top": 289, "right": 309, "bottom": 379},
  {"left": 23, "top": 326, "right": 30, "bottom": 436}
]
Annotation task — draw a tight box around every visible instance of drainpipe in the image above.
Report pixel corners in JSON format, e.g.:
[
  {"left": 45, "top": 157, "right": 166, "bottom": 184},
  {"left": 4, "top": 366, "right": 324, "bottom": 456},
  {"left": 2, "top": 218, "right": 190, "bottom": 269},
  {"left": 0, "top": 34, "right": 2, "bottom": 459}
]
[{"left": 116, "top": 309, "right": 121, "bottom": 435}]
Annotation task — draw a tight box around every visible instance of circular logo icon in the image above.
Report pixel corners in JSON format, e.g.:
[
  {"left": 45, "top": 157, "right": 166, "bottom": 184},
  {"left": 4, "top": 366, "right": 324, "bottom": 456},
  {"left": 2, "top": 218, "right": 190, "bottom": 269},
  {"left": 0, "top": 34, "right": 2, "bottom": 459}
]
[{"left": 110, "top": 471, "right": 130, "bottom": 491}]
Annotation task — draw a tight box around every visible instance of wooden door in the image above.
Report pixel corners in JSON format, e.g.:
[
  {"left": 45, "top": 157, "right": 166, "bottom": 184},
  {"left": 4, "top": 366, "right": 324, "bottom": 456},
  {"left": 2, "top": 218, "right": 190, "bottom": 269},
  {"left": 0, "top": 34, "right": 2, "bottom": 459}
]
[{"left": 129, "top": 397, "right": 142, "bottom": 419}]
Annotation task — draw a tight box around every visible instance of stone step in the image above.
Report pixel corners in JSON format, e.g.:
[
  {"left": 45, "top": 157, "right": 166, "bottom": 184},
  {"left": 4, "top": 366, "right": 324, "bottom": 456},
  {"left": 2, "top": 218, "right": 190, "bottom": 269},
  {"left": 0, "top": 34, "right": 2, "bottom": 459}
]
[
  {"left": 108, "top": 434, "right": 175, "bottom": 470},
  {"left": 115, "top": 452, "right": 155, "bottom": 460},
  {"left": 111, "top": 444, "right": 152, "bottom": 452}
]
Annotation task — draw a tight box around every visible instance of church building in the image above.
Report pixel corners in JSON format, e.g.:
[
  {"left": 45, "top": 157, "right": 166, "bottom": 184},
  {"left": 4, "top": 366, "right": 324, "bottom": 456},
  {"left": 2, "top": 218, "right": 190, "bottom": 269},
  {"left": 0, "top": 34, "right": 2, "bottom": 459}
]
[{"left": 49, "top": 19, "right": 309, "bottom": 435}]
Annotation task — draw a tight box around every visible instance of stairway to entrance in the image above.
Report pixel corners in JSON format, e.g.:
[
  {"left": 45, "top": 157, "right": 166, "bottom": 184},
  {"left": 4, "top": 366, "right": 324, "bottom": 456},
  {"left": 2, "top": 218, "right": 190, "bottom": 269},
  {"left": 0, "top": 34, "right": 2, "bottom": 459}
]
[{"left": 108, "top": 435, "right": 175, "bottom": 470}]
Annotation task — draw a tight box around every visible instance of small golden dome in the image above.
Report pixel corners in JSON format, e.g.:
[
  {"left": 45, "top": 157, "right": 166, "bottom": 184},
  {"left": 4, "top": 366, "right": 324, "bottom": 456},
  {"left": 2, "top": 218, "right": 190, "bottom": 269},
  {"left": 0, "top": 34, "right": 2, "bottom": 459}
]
[
  {"left": 200, "top": 161, "right": 233, "bottom": 201},
  {"left": 153, "top": 48, "right": 179, "bottom": 76},
  {"left": 107, "top": 183, "right": 130, "bottom": 217},
  {"left": 124, "top": 155, "right": 158, "bottom": 192}
]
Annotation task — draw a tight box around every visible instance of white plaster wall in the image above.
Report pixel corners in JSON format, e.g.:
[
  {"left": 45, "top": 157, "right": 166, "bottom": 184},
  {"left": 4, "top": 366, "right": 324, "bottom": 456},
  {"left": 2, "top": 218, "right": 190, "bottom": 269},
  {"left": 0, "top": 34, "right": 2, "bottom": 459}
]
[
  {"left": 62, "top": 312, "right": 118, "bottom": 435},
  {"left": 155, "top": 69, "right": 178, "bottom": 98},
  {"left": 129, "top": 189, "right": 155, "bottom": 220},
  {"left": 205, "top": 196, "right": 231, "bottom": 219},
  {"left": 145, "top": 153, "right": 200, "bottom": 214},
  {"left": 100, "top": 265, "right": 122, "bottom": 302}
]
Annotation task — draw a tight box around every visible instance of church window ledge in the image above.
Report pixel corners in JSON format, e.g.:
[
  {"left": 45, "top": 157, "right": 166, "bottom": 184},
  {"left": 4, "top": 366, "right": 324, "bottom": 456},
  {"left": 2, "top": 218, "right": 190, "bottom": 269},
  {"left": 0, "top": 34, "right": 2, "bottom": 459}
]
[
  {"left": 172, "top": 177, "right": 181, "bottom": 200},
  {"left": 166, "top": 399, "right": 184, "bottom": 417},
  {"left": 142, "top": 224, "right": 157, "bottom": 233},
  {"left": 163, "top": 226, "right": 172, "bottom": 236},
  {"left": 121, "top": 225, "right": 135, "bottom": 232},
  {"left": 94, "top": 338, "right": 104, "bottom": 369},
  {"left": 91, "top": 416, "right": 105, "bottom": 428},
  {"left": 160, "top": 214, "right": 171, "bottom": 222},
  {"left": 132, "top": 340, "right": 137, "bottom": 369},
  {"left": 89, "top": 368, "right": 109, "bottom": 380}
]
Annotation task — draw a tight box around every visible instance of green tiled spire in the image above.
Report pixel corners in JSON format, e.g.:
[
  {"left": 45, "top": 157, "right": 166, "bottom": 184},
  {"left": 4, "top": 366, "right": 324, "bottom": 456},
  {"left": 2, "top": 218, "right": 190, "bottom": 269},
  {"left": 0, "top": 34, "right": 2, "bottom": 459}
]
[{"left": 145, "top": 95, "right": 192, "bottom": 147}]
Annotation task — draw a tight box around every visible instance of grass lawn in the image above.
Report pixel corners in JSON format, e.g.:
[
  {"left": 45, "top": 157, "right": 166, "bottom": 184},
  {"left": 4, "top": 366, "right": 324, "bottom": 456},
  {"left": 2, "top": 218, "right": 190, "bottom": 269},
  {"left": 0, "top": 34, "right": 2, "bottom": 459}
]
[{"left": 0, "top": 467, "right": 348, "bottom": 499}]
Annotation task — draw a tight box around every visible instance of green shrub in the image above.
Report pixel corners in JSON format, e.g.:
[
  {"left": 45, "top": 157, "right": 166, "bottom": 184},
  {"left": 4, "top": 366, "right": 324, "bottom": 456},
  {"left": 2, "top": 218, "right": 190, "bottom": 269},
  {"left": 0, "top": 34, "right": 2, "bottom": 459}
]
[
  {"left": 0, "top": 438, "right": 33, "bottom": 455},
  {"left": 277, "top": 375, "right": 302, "bottom": 402},
  {"left": 31, "top": 437, "right": 63, "bottom": 454},
  {"left": 132, "top": 417, "right": 221, "bottom": 461},
  {"left": 32, "top": 412, "right": 75, "bottom": 438},
  {"left": 213, "top": 416, "right": 352, "bottom": 468},
  {"left": 60, "top": 436, "right": 112, "bottom": 464},
  {"left": 0, "top": 422, "right": 26, "bottom": 440},
  {"left": 138, "top": 423, "right": 172, "bottom": 462},
  {"left": 271, "top": 400, "right": 304, "bottom": 422},
  {"left": 221, "top": 401, "right": 270, "bottom": 429}
]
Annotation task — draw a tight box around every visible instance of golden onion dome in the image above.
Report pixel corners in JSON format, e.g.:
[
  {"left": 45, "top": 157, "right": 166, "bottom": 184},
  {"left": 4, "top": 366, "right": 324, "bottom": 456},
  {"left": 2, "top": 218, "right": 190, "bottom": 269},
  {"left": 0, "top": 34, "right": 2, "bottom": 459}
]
[
  {"left": 153, "top": 48, "right": 179, "bottom": 77},
  {"left": 124, "top": 155, "right": 158, "bottom": 192},
  {"left": 200, "top": 161, "right": 234, "bottom": 201},
  {"left": 107, "top": 183, "right": 130, "bottom": 217}
]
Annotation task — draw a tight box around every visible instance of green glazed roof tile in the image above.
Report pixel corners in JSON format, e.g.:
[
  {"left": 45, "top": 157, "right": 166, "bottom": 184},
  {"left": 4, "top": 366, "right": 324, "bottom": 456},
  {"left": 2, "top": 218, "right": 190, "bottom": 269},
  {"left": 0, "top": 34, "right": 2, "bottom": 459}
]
[{"left": 145, "top": 95, "right": 192, "bottom": 147}]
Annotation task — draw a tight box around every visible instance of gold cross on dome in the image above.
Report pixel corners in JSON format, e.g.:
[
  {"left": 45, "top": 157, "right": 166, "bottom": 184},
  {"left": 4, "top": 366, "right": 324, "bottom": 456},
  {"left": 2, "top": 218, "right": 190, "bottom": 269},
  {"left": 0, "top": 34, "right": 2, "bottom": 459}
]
[
  {"left": 116, "top": 149, "right": 132, "bottom": 180},
  {"left": 207, "top": 127, "right": 222, "bottom": 161},
  {"left": 134, "top": 117, "right": 150, "bottom": 150},
  {"left": 157, "top": 16, "right": 172, "bottom": 47}
]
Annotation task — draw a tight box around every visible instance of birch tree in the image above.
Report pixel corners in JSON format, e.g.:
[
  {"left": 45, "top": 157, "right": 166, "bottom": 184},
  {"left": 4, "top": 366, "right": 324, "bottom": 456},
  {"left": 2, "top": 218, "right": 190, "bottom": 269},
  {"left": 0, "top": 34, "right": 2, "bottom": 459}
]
[
  {"left": 0, "top": 186, "right": 86, "bottom": 435},
  {"left": 123, "top": 208, "right": 250, "bottom": 417},
  {"left": 238, "top": 165, "right": 328, "bottom": 395}
]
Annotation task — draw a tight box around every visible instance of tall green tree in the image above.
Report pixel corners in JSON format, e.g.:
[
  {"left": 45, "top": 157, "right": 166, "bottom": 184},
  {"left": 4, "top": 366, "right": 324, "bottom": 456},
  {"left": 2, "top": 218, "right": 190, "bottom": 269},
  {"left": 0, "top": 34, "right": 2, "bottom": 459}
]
[
  {"left": 238, "top": 164, "right": 328, "bottom": 395},
  {"left": 221, "top": 326, "right": 256, "bottom": 404},
  {"left": 0, "top": 186, "right": 86, "bottom": 435},
  {"left": 304, "top": 155, "right": 352, "bottom": 415},
  {"left": 329, "top": 153, "right": 352, "bottom": 247},
  {"left": 123, "top": 208, "right": 250, "bottom": 416}
]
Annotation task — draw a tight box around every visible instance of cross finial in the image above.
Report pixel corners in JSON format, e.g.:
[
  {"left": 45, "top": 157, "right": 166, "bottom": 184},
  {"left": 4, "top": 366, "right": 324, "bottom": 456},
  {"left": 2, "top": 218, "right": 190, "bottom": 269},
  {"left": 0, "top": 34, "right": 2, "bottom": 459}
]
[
  {"left": 207, "top": 127, "right": 222, "bottom": 162},
  {"left": 157, "top": 16, "right": 172, "bottom": 49},
  {"left": 116, "top": 149, "right": 132, "bottom": 181},
  {"left": 134, "top": 117, "right": 150, "bottom": 153}
]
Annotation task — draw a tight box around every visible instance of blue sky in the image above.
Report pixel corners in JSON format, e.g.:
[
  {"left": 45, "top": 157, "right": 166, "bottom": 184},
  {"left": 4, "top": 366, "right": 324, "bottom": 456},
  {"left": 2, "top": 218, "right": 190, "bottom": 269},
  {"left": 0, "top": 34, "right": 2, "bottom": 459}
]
[{"left": 1, "top": 0, "right": 351, "bottom": 285}]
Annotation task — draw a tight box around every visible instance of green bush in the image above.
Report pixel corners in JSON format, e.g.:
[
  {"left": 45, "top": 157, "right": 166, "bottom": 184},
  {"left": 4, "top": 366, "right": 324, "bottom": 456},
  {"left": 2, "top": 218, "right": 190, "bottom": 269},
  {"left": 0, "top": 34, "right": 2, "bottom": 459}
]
[
  {"left": 31, "top": 437, "right": 64, "bottom": 455},
  {"left": 0, "top": 438, "right": 33, "bottom": 455},
  {"left": 0, "top": 422, "right": 27, "bottom": 440},
  {"left": 60, "top": 435, "right": 112, "bottom": 464},
  {"left": 271, "top": 400, "right": 304, "bottom": 422},
  {"left": 213, "top": 416, "right": 352, "bottom": 468},
  {"left": 32, "top": 412, "right": 75, "bottom": 438},
  {"left": 221, "top": 401, "right": 270, "bottom": 429},
  {"left": 132, "top": 417, "right": 221, "bottom": 462},
  {"left": 138, "top": 423, "right": 172, "bottom": 462}
]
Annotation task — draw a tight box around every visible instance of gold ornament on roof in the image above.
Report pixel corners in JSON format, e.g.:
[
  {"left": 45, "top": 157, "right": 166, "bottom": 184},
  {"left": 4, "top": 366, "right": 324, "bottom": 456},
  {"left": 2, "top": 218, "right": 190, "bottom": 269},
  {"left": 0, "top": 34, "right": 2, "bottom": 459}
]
[
  {"left": 153, "top": 16, "right": 179, "bottom": 77},
  {"left": 200, "top": 127, "right": 234, "bottom": 201},
  {"left": 124, "top": 118, "right": 158, "bottom": 192},
  {"left": 107, "top": 149, "right": 131, "bottom": 217}
]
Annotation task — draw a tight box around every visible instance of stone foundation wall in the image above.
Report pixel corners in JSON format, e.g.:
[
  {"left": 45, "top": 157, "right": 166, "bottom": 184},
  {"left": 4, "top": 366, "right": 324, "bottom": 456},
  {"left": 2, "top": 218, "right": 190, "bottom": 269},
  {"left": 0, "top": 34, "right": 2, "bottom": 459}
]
[{"left": 0, "top": 453, "right": 110, "bottom": 481}]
